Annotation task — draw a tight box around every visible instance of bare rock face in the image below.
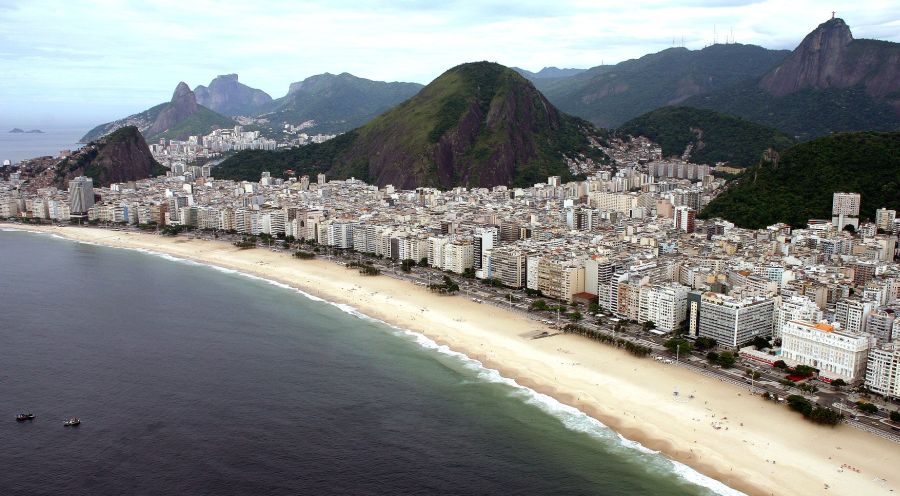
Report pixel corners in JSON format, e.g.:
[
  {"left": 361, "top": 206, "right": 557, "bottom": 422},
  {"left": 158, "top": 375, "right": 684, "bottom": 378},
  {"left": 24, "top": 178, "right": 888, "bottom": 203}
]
[
  {"left": 145, "top": 82, "right": 199, "bottom": 138},
  {"left": 194, "top": 74, "right": 272, "bottom": 116},
  {"left": 760, "top": 18, "right": 900, "bottom": 111},
  {"left": 52, "top": 127, "right": 162, "bottom": 188}
]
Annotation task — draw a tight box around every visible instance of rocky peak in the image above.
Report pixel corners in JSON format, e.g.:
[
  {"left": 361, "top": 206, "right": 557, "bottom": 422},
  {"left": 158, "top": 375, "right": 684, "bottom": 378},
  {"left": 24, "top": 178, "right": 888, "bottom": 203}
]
[
  {"left": 759, "top": 17, "right": 900, "bottom": 107},
  {"left": 49, "top": 126, "right": 162, "bottom": 189},
  {"left": 194, "top": 74, "right": 272, "bottom": 116},
  {"left": 144, "top": 82, "right": 200, "bottom": 137},
  {"left": 288, "top": 73, "right": 336, "bottom": 95},
  {"left": 171, "top": 82, "right": 198, "bottom": 110}
]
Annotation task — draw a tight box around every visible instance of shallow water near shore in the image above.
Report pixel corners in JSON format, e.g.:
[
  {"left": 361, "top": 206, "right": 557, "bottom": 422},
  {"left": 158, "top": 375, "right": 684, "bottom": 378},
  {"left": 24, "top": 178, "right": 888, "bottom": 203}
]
[{"left": 0, "top": 229, "right": 739, "bottom": 495}]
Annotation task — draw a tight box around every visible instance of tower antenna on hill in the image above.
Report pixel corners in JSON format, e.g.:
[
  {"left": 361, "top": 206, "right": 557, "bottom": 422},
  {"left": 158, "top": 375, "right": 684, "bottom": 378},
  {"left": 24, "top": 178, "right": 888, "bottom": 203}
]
[
  {"left": 714, "top": 24, "right": 717, "bottom": 45},
  {"left": 832, "top": 11, "right": 836, "bottom": 19}
]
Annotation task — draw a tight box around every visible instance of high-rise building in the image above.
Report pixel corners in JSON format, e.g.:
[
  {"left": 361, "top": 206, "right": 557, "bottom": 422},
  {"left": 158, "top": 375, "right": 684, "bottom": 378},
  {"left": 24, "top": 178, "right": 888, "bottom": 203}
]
[
  {"left": 473, "top": 227, "right": 497, "bottom": 271},
  {"left": 491, "top": 248, "right": 527, "bottom": 288},
  {"left": 832, "top": 192, "right": 860, "bottom": 230},
  {"left": 67, "top": 176, "right": 94, "bottom": 217},
  {"left": 773, "top": 295, "right": 823, "bottom": 340},
  {"left": 875, "top": 208, "right": 896, "bottom": 233},
  {"left": 638, "top": 283, "right": 689, "bottom": 332},
  {"left": 866, "top": 343, "right": 900, "bottom": 396},
  {"left": 833, "top": 298, "right": 875, "bottom": 335},
  {"left": 782, "top": 320, "right": 874, "bottom": 382},
  {"left": 695, "top": 293, "right": 774, "bottom": 348},
  {"left": 674, "top": 206, "right": 695, "bottom": 233},
  {"left": 866, "top": 310, "right": 896, "bottom": 345}
]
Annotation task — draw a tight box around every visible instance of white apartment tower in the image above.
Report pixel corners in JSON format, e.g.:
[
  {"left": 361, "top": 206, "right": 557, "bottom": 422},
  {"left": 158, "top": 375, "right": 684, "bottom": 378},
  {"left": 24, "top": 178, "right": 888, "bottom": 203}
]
[
  {"left": 68, "top": 176, "right": 95, "bottom": 216},
  {"left": 833, "top": 298, "right": 875, "bottom": 335},
  {"left": 696, "top": 293, "right": 774, "bottom": 348},
  {"left": 832, "top": 192, "right": 860, "bottom": 231},
  {"left": 773, "top": 295, "right": 823, "bottom": 339},
  {"left": 865, "top": 343, "right": 900, "bottom": 397},
  {"left": 875, "top": 208, "right": 896, "bottom": 233},
  {"left": 638, "top": 284, "right": 689, "bottom": 332}
]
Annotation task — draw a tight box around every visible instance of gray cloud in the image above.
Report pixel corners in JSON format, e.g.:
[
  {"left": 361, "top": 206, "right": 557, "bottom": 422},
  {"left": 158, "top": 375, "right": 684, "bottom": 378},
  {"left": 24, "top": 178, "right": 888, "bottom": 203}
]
[{"left": 0, "top": 0, "right": 898, "bottom": 127}]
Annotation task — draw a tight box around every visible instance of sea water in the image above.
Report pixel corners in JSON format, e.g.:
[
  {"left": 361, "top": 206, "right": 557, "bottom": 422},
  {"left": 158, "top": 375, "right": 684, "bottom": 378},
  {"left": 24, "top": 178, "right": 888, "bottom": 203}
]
[{"left": 0, "top": 230, "right": 741, "bottom": 495}]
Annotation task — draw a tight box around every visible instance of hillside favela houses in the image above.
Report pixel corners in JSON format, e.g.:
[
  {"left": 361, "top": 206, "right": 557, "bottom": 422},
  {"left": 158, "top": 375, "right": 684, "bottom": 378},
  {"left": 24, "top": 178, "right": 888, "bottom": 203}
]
[{"left": 3, "top": 151, "right": 899, "bottom": 396}]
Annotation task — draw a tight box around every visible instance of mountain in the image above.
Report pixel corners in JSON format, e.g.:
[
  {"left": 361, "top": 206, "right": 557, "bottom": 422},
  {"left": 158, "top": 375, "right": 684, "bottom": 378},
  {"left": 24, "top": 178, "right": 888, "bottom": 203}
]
[
  {"left": 52, "top": 126, "right": 165, "bottom": 188},
  {"left": 533, "top": 44, "right": 790, "bottom": 128},
  {"left": 687, "top": 19, "right": 900, "bottom": 139},
  {"left": 514, "top": 67, "right": 586, "bottom": 80},
  {"left": 259, "top": 72, "right": 424, "bottom": 134},
  {"left": 699, "top": 131, "right": 900, "bottom": 228},
  {"left": 216, "top": 62, "right": 605, "bottom": 189},
  {"left": 618, "top": 107, "right": 796, "bottom": 167},
  {"left": 80, "top": 82, "right": 235, "bottom": 143},
  {"left": 194, "top": 74, "right": 273, "bottom": 116}
]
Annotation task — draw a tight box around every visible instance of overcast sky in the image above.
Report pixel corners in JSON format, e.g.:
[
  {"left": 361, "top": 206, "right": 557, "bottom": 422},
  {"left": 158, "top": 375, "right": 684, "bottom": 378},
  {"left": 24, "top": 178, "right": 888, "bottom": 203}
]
[{"left": 1, "top": 0, "right": 898, "bottom": 128}]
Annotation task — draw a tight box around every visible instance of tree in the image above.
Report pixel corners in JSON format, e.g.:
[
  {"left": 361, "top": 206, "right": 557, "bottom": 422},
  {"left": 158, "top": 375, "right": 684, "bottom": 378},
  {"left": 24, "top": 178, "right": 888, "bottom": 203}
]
[
  {"left": 750, "top": 336, "right": 771, "bottom": 350},
  {"left": 400, "top": 259, "right": 415, "bottom": 273},
  {"left": 787, "top": 395, "right": 813, "bottom": 416},
  {"left": 568, "top": 311, "right": 583, "bottom": 322},
  {"left": 664, "top": 338, "right": 693, "bottom": 356},
  {"left": 793, "top": 365, "right": 817, "bottom": 378},
  {"left": 418, "top": 257, "right": 429, "bottom": 267},
  {"left": 856, "top": 401, "right": 878, "bottom": 414},
  {"left": 717, "top": 352, "right": 736, "bottom": 369},
  {"left": 442, "top": 275, "right": 459, "bottom": 294},
  {"left": 462, "top": 267, "right": 476, "bottom": 279},
  {"left": 588, "top": 299, "right": 601, "bottom": 315},
  {"left": 830, "top": 378, "right": 847, "bottom": 390},
  {"left": 890, "top": 411, "right": 900, "bottom": 422},
  {"left": 706, "top": 351, "right": 720, "bottom": 364},
  {"left": 530, "top": 300, "right": 549, "bottom": 312},
  {"left": 642, "top": 321, "right": 656, "bottom": 332},
  {"left": 773, "top": 360, "right": 787, "bottom": 370},
  {"left": 694, "top": 337, "right": 718, "bottom": 350}
]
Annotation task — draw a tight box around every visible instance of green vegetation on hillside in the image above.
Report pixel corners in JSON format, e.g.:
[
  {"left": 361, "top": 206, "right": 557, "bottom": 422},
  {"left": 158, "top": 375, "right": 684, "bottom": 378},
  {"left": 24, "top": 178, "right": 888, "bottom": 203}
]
[
  {"left": 259, "top": 73, "right": 423, "bottom": 134},
  {"left": 215, "top": 131, "right": 358, "bottom": 182},
  {"left": 619, "top": 106, "right": 796, "bottom": 167},
  {"left": 152, "top": 106, "right": 235, "bottom": 141},
  {"left": 218, "top": 62, "right": 605, "bottom": 189},
  {"left": 80, "top": 103, "right": 167, "bottom": 143},
  {"left": 686, "top": 84, "right": 900, "bottom": 141},
  {"left": 700, "top": 132, "right": 900, "bottom": 228},
  {"left": 535, "top": 44, "right": 790, "bottom": 128}
]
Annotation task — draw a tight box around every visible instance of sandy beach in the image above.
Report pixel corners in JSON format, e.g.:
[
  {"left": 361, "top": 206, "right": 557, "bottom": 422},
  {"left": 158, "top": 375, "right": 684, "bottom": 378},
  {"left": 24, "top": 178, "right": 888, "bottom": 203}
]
[{"left": 5, "top": 223, "right": 898, "bottom": 496}]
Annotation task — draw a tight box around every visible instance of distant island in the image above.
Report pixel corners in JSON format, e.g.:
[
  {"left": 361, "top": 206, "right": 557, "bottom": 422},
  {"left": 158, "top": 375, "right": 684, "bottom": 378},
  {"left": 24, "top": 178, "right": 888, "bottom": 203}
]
[{"left": 8, "top": 128, "right": 44, "bottom": 133}]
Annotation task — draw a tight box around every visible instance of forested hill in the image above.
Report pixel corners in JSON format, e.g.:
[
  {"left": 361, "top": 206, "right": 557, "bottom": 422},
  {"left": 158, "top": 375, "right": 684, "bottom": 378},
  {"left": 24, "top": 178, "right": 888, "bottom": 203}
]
[
  {"left": 216, "top": 62, "right": 605, "bottom": 189},
  {"left": 618, "top": 107, "right": 795, "bottom": 167},
  {"left": 699, "top": 132, "right": 900, "bottom": 228}
]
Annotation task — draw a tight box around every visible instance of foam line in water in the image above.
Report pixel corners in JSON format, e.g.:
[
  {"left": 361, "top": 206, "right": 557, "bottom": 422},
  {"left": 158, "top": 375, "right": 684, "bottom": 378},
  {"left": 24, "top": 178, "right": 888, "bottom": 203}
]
[{"left": 8, "top": 228, "right": 745, "bottom": 496}]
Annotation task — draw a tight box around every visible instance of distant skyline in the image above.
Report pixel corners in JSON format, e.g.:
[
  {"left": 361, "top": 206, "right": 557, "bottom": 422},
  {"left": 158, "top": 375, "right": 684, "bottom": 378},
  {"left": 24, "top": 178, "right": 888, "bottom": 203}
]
[{"left": 1, "top": 0, "right": 898, "bottom": 129}]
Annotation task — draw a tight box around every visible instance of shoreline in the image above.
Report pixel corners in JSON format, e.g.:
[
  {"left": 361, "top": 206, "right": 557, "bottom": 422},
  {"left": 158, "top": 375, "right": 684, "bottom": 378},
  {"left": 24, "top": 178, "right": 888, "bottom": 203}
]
[{"left": 4, "top": 223, "right": 899, "bottom": 496}]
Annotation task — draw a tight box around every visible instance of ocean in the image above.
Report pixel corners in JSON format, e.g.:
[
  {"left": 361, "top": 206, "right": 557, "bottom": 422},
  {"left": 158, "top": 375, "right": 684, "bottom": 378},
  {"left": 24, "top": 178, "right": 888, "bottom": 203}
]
[
  {"left": 0, "top": 126, "right": 87, "bottom": 164},
  {"left": 0, "top": 230, "right": 741, "bottom": 496}
]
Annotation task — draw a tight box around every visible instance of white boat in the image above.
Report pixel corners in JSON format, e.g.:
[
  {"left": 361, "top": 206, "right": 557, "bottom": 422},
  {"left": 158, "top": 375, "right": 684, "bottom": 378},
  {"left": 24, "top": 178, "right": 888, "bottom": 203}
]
[{"left": 63, "top": 418, "right": 80, "bottom": 426}]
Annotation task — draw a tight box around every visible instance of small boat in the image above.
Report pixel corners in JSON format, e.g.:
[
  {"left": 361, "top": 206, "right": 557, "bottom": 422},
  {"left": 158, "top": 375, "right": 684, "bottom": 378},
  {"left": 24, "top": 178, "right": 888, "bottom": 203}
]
[
  {"left": 63, "top": 418, "right": 80, "bottom": 427},
  {"left": 16, "top": 413, "right": 35, "bottom": 421}
]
